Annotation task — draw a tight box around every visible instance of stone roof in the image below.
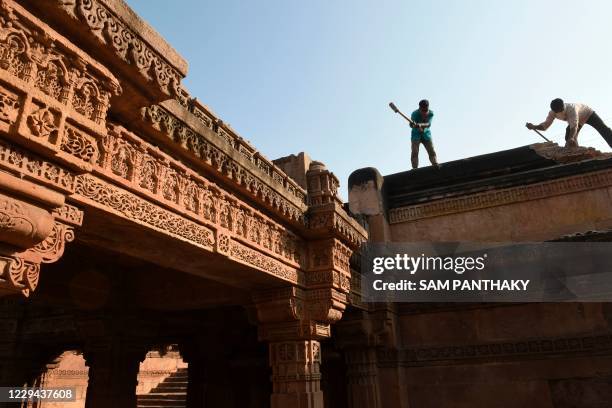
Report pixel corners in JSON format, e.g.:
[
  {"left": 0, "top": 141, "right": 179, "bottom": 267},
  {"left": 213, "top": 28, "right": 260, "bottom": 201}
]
[{"left": 349, "top": 142, "right": 612, "bottom": 210}]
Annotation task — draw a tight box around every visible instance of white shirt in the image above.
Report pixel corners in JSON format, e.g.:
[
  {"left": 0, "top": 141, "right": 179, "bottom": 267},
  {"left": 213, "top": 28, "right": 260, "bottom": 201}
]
[{"left": 538, "top": 103, "right": 594, "bottom": 140}]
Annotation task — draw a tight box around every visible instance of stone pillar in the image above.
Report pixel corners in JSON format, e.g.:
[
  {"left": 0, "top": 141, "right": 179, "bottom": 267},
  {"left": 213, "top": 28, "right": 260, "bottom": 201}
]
[
  {"left": 181, "top": 336, "right": 238, "bottom": 408},
  {"left": 344, "top": 348, "right": 381, "bottom": 408},
  {"left": 254, "top": 286, "right": 346, "bottom": 408},
  {"left": 83, "top": 341, "right": 146, "bottom": 408},
  {"left": 184, "top": 357, "right": 205, "bottom": 408},
  {"left": 335, "top": 307, "right": 400, "bottom": 408},
  {"left": 269, "top": 339, "right": 323, "bottom": 408}
]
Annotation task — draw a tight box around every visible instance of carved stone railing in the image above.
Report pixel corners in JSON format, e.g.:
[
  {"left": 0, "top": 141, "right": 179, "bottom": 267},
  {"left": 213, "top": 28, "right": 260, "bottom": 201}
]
[
  {"left": 141, "top": 100, "right": 308, "bottom": 225},
  {"left": 187, "top": 98, "right": 308, "bottom": 203}
]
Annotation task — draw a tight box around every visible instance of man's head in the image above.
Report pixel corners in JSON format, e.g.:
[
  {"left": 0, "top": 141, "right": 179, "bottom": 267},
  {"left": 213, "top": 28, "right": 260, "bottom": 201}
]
[
  {"left": 550, "top": 98, "right": 565, "bottom": 113},
  {"left": 419, "top": 99, "right": 429, "bottom": 113}
]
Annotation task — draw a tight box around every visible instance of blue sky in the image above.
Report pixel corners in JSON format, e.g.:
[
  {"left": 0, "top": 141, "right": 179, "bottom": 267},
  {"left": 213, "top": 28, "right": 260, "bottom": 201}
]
[{"left": 127, "top": 0, "right": 612, "bottom": 198}]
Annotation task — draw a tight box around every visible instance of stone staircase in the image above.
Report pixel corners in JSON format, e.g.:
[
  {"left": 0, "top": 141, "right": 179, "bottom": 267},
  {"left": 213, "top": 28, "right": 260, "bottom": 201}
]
[{"left": 137, "top": 368, "right": 187, "bottom": 408}]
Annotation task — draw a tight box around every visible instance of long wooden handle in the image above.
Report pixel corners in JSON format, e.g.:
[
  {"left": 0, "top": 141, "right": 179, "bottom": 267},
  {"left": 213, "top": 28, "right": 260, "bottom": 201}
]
[
  {"left": 532, "top": 129, "right": 551, "bottom": 142},
  {"left": 389, "top": 102, "right": 416, "bottom": 126}
]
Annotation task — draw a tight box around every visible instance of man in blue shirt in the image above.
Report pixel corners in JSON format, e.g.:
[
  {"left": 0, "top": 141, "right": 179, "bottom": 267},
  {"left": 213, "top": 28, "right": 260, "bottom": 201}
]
[{"left": 410, "top": 99, "right": 438, "bottom": 169}]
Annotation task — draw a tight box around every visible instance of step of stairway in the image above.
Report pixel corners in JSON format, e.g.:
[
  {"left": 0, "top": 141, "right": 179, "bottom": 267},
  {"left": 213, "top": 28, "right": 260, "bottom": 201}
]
[
  {"left": 137, "top": 405, "right": 184, "bottom": 408},
  {"left": 151, "top": 386, "right": 187, "bottom": 393},
  {"left": 162, "top": 376, "right": 188, "bottom": 383},
  {"left": 138, "top": 399, "right": 186, "bottom": 404},
  {"left": 139, "top": 393, "right": 186, "bottom": 399}
]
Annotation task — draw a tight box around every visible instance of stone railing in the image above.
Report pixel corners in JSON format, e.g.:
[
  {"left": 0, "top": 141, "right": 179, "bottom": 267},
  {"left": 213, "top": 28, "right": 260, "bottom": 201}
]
[
  {"left": 186, "top": 97, "right": 308, "bottom": 204},
  {"left": 141, "top": 100, "right": 309, "bottom": 225}
]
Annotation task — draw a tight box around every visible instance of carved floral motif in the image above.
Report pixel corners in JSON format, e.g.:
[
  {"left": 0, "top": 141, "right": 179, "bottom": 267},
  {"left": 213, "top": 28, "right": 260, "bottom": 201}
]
[
  {"left": 34, "top": 59, "right": 65, "bottom": 100},
  {"left": 229, "top": 239, "right": 300, "bottom": 283},
  {"left": 51, "top": 204, "right": 83, "bottom": 226},
  {"left": 0, "top": 31, "right": 29, "bottom": 80},
  {"left": 71, "top": 81, "right": 96, "bottom": 121},
  {"left": 27, "top": 107, "right": 56, "bottom": 137},
  {"left": 60, "top": 126, "right": 98, "bottom": 163},
  {"left": 31, "top": 222, "right": 75, "bottom": 264}
]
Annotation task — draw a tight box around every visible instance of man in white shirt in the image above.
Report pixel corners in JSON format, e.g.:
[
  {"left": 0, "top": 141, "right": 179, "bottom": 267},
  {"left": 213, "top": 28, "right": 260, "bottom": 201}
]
[{"left": 526, "top": 98, "right": 612, "bottom": 148}]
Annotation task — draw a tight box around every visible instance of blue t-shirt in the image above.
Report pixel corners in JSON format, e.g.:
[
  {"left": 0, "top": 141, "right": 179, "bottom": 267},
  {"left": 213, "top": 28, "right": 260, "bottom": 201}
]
[{"left": 411, "top": 109, "right": 434, "bottom": 142}]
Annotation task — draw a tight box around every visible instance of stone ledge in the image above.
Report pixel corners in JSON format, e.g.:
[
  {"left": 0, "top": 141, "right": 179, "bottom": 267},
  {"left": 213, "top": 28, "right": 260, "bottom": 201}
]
[{"left": 97, "top": 0, "right": 188, "bottom": 76}]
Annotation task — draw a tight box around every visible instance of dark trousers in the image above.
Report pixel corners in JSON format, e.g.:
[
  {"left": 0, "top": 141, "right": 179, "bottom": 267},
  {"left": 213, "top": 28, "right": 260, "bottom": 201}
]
[{"left": 565, "top": 112, "right": 612, "bottom": 148}]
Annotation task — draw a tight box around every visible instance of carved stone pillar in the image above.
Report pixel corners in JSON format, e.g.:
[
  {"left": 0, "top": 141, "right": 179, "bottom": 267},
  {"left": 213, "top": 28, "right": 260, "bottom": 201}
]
[
  {"left": 254, "top": 286, "right": 345, "bottom": 408},
  {"left": 83, "top": 341, "right": 147, "bottom": 408},
  {"left": 269, "top": 339, "right": 323, "bottom": 408},
  {"left": 334, "top": 307, "right": 398, "bottom": 408}
]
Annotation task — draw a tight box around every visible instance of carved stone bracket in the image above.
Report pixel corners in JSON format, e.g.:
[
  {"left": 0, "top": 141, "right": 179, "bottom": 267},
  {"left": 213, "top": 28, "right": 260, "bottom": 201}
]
[
  {"left": 0, "top": 218, "right": 75, "bottom": 296},
  {"left": 0, "top": 166, "right": 79, "bottom": 297}
]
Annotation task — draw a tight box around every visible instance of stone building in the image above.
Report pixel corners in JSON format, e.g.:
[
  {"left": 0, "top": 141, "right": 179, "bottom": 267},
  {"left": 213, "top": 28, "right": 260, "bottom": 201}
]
[
  {"left": 0, "top": 1, "right": 611, "bottom": 408},
  {"left": 0, "top": 0, "right": 366, "bottom": 407},
  {"left": 346, "top": 144, "right": 612, "bottom": 407}
]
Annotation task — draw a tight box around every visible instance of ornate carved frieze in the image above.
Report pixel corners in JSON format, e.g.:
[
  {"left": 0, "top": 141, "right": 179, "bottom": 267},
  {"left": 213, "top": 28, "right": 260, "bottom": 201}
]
[
  {"left": 141, "top": 103, "right": 308, "bottom": 224},
  {"left": 98, "top": 123, "right": 305, "bottom": 269},
  {"left": 186, "top": 98, "right": 308, "bottom": 200},
  {"left": 74, "top": 173, "right": 215, "bottom": 250},
  {"left": 377, "top": 332, "right": 612, "bottom": 367},
  {"left": 0, "top": 138, "right": 77, "bottom": 193},
  {"left": 388, "top": 168, "right": 612, "bottom": 224},
  {"left": 51, "top": 0, "right": 184, "bottom": 99},
  {"left": 51, "top": 203, "right": 83, "bottom": 226},
  {"left": 0, "top": 0, "right": 120, "bottom": 171},
  {"left": 229, "top": 238, "right": 302, "bottom": 284}
]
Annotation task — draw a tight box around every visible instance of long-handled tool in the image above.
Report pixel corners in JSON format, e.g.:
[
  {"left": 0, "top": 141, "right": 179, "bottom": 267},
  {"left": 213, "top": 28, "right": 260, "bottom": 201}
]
[
  {"left": 531, "top": 128, "right": 551, "bottom": 142},
  {"left": 389, "top": 102, "right": 418, "bottom": 127}
]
